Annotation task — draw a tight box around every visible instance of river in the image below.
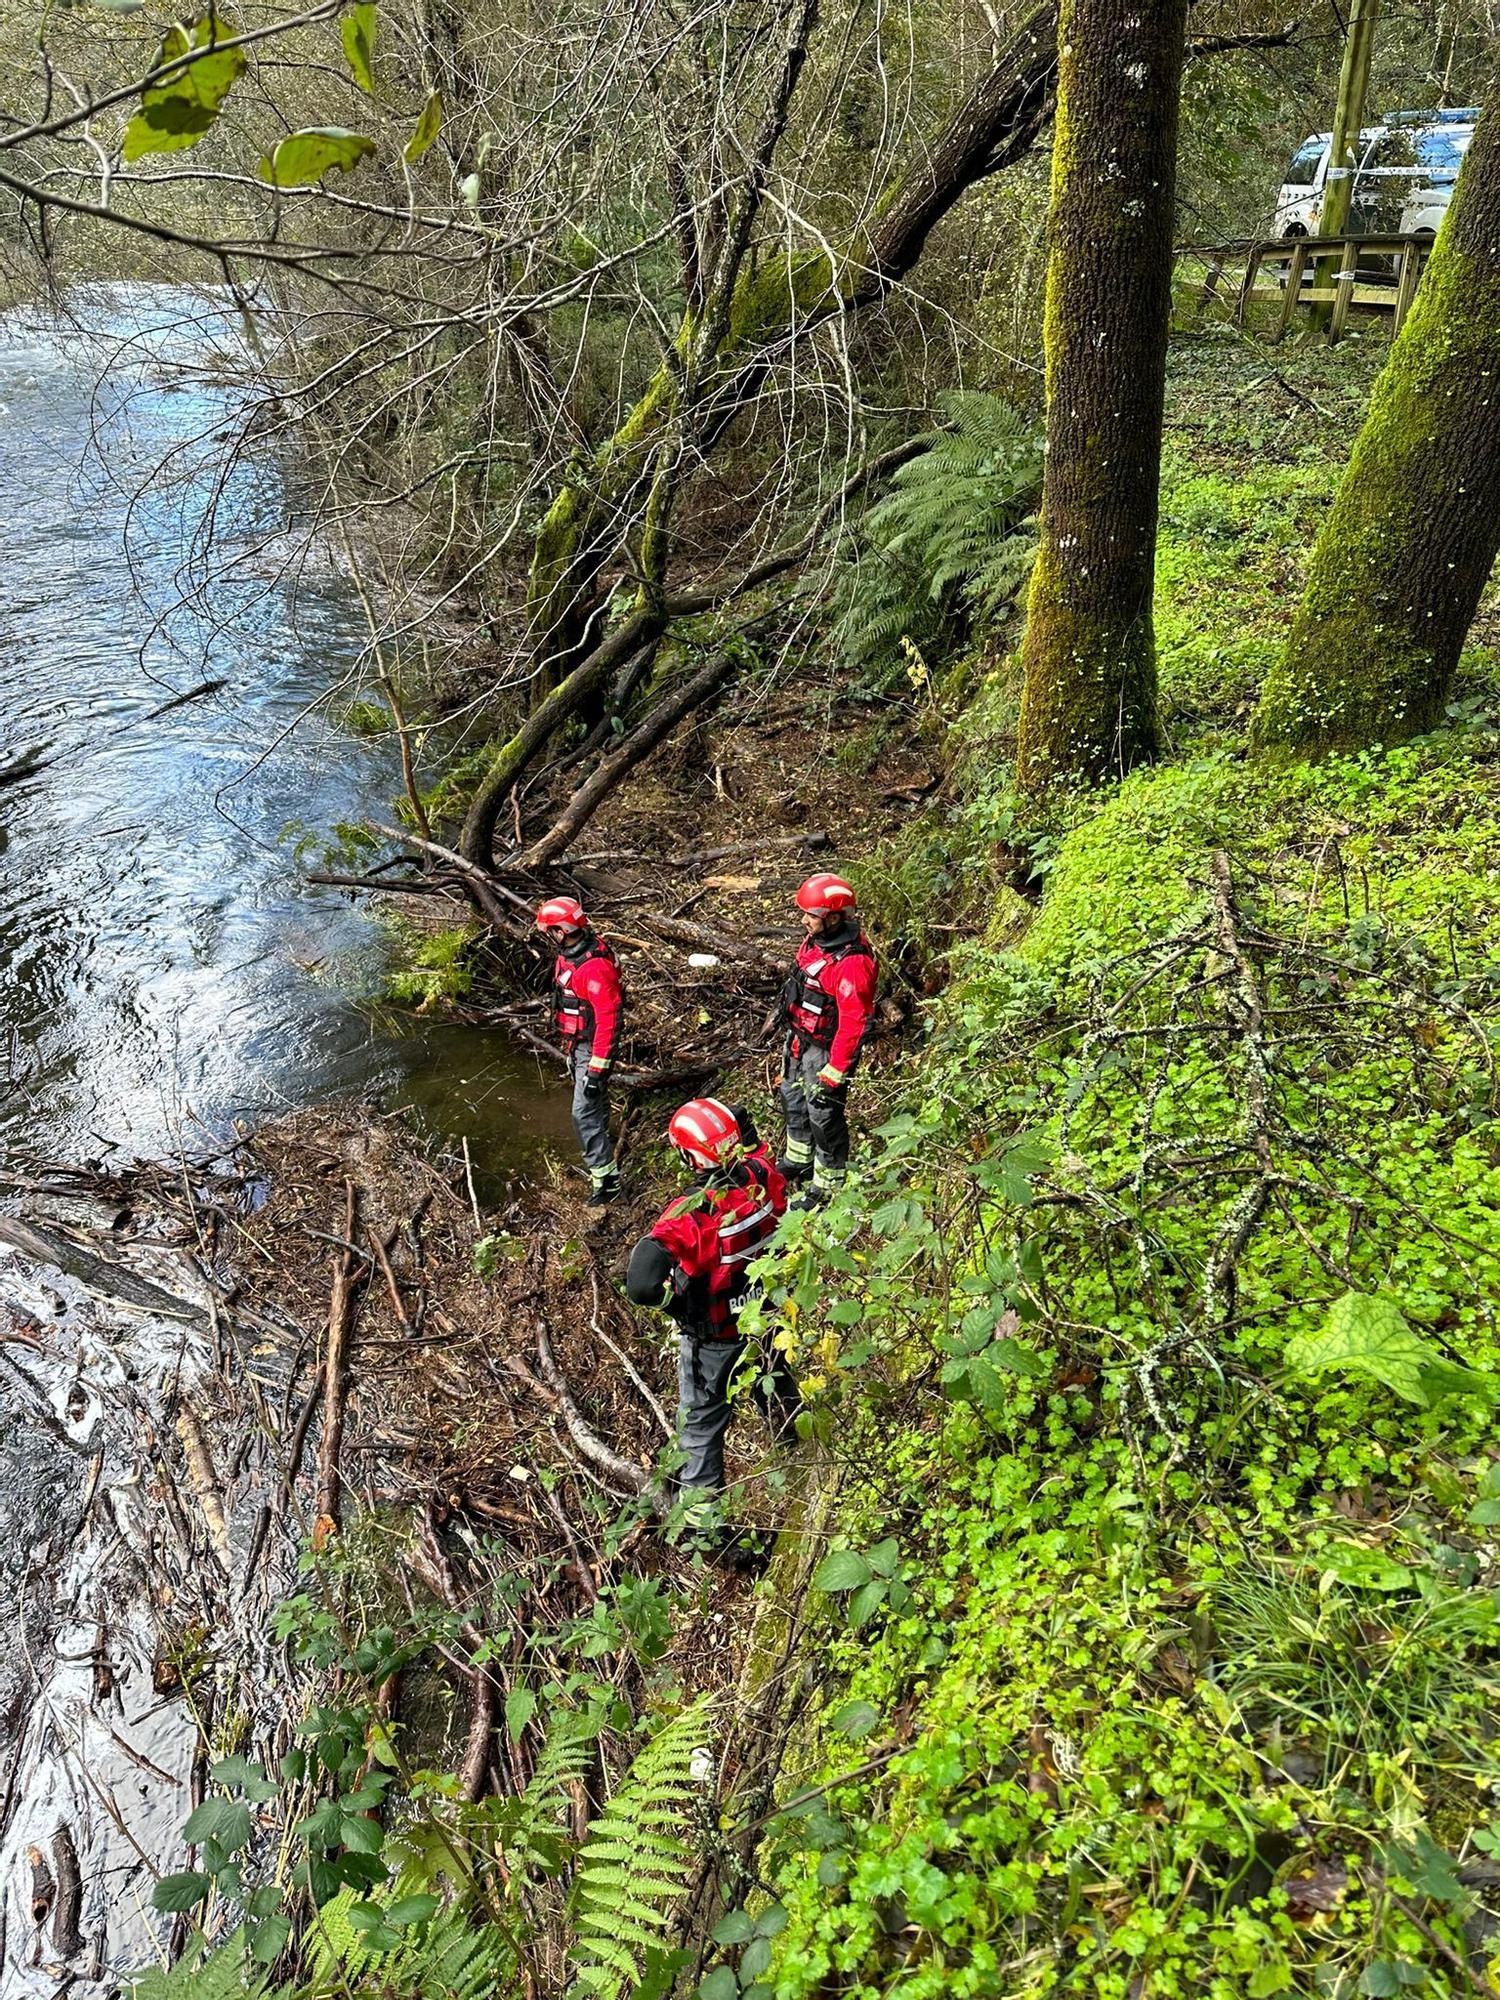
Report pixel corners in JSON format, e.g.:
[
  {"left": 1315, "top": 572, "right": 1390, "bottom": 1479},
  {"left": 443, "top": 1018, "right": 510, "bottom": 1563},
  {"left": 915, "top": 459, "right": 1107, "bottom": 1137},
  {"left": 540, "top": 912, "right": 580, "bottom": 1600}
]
[
  {"left": 0, "top": 282, "right": 569, "bottom": 1175},
  {"left": 0, "top": 286, "right": 568, "bottom": 1994}
]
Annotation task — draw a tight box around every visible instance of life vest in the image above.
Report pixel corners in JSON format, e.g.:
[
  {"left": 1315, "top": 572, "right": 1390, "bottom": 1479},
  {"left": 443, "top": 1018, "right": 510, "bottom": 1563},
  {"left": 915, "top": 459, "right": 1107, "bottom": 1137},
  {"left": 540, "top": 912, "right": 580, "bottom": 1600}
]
[
  {"left": 784, "top": 929, "right": 875, "bottom": 1046},
  {"left": 667, "top": 1158, "right": 783, "bottom": 1339},
  {"left": 552, "top": 933, "right": 619, "bottom": 1045}
]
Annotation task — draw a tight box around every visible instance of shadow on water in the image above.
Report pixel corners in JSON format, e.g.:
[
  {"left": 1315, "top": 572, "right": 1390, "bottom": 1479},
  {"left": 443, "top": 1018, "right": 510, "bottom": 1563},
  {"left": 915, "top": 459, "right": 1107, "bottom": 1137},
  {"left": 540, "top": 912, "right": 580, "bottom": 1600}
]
[{"left": 0, "top": 281, "right": 569, "bottom": 1185}]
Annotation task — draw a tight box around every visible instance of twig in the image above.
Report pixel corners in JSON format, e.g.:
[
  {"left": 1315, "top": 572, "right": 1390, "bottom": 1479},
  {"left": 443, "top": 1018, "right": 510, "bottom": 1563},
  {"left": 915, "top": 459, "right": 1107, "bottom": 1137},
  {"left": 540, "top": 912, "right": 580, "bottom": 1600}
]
[
  {"left": 531, "top": 1320, "right": 651, "bottom": 1495},
  {"left": 315, "top": 1182, "right": 363, "bottom": 1542}
]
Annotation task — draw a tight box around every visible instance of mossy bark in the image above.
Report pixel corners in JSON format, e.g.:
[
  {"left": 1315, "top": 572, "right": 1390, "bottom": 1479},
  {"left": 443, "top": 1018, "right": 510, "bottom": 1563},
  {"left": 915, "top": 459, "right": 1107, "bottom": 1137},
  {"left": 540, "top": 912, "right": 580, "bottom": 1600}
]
[
  {"left": 1254, "top": 103, "right": 1500, "bottom": 754},
  {"left": 1014, "top": 0, "right": 1186, "bottom": 792}
]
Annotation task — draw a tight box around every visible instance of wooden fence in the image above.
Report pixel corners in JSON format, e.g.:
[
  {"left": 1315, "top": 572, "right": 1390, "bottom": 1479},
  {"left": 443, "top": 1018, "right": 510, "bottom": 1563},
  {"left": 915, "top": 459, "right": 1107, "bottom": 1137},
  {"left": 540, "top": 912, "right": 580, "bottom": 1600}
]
[{"left": 1177, "top": 232, "right": 1433, "bottom": 343}]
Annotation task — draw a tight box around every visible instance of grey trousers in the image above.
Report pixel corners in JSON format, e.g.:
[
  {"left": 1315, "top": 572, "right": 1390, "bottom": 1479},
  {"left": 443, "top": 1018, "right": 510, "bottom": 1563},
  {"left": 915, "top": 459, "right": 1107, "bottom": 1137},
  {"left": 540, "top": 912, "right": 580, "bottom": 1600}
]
[
  {"left": 780, "top": 1038, "right": 851, "bottom": 1183},
  {"left": 675, "top": 1334, "right": 801, "bottom": 1494},
  {"left": 570, "top": 1042, "right": 615, "bottom": 1176}
]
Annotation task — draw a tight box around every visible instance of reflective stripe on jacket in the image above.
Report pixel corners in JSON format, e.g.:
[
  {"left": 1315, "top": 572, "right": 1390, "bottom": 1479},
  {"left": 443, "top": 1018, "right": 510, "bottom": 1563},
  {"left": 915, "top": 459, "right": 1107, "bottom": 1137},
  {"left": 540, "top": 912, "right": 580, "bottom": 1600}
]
[{"left": 651, "top": 1153, "right": 787, "bottom": 1338}]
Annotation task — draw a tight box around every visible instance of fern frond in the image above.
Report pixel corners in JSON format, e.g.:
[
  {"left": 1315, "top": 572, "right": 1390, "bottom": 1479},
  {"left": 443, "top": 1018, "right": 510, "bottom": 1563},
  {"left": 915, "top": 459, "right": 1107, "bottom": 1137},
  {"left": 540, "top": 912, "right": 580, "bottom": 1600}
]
[
  {"left": 830, "top": 393, "right": 1042, "bottom": 684},
  {"left": 127, "top": 1935, "right": 275, "bottom": 2000},
  {"left": 301, "top": 1896, "right": 513, "bottom": 2000},
  {"left": 566, "top": 1697, "right": 713, "bottom": 2000}
]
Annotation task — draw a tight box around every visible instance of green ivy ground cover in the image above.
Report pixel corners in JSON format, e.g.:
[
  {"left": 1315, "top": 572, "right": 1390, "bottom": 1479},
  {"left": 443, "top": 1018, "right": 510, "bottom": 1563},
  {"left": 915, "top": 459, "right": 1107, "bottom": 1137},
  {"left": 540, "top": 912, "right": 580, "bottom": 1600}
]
[{"left": 728, "top": 370, "right": 1500, "bottom": 1992}]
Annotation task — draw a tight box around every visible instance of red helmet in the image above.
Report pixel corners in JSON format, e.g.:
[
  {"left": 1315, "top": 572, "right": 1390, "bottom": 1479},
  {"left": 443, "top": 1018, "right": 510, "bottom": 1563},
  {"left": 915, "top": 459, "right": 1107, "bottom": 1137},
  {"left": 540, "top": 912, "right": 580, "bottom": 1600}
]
[
  {"left": 535, "top": 895, "right": 586, "bottom": 932},
  {"left": 667, "top": 1097, "right": 741, "bottom": 1170},
  {"left": 795, "top": 872, "right": 856, "bottom": 917}
]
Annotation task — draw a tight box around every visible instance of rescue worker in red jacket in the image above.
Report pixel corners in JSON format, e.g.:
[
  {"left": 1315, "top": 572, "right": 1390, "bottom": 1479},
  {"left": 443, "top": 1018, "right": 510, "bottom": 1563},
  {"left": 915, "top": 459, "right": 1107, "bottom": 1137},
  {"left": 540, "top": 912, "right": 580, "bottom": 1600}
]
[
  {"left": 535, "top": 896, "right": 623, "bottom": 1205},
  {"left": 778, "top": 873, "right": 877, "bottom": 1202},
  {"left": 625, "top": 1097, "right": 799, "bottom": 1507}
]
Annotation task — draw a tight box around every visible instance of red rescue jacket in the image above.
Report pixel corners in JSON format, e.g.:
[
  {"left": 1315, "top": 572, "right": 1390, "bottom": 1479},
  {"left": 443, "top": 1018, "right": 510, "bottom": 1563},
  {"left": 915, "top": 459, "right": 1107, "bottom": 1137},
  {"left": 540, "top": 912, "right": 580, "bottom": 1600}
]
[
  {"left": 651, "top": 1151, "right": 786, "bottom": 1338},
  {"left": 552, "top": 931, "right": 623, "bottom": 1062},
  {"left": 784, "top": 922, "right": 877, "bottom": 1072}
]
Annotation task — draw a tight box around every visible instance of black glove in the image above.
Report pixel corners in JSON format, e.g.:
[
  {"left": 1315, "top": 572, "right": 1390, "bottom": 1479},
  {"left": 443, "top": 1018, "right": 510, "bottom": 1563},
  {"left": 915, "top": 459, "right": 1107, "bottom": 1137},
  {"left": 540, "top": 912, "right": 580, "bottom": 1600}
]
[
  {"left": 729, "top": 1103, "right": 759, "bottom": 1148},
  {"left": 582, "top": 1068, "right": 609, "bottom": 1101}
]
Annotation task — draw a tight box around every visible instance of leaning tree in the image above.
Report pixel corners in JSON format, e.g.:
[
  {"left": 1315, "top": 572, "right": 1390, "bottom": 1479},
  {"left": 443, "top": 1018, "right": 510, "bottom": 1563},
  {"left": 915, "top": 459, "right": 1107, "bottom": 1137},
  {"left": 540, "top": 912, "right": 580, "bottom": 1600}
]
[{"left": 1254, "top": 96, "right": 1500, "bottom": 753}]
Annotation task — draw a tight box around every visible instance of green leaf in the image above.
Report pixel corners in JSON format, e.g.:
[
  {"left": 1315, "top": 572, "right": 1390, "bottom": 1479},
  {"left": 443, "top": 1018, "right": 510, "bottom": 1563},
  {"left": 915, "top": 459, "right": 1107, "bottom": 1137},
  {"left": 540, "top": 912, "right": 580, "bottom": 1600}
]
[
  {"left": 211, "top": 1753, "right": 279, "bottom": 1802},
  {"left": 1358, "top": 1968, "right": 1400, "bottom": 2000},
  {"left": 404, "top": 90, "right": 443, "bottom": 163},
  {"left": 813, "top": 1549, "right": 871, "bottom": 1593},
  {"left": 506, "top": 1685, "right": 536, "bottom": 1743},
  {"left": 864, "top": 1538, "right": 900, "bottom": 1579},
  {"left": 712, "top": 1910, "right": 754, "bottom": 1947},
  {"left": 753, "top": 1905, "right": 788, "bottom": 1938},
  {"left": 182, "top": 1798, "right": 252, "bottom": 1851},
  {"left": 740, "top": 1937, "right": 772, "bottom": 1982},
  {"left": 847, "top": 1580, "right": 887, "bottom": 1628},
  {"left": 1320, "top": 1544, "right": 1415, "bottom": 1591},
  {"left": 1468, "top": 1498, "right": 1500, "bottom": 1526},
  {"left": 250, "top": 1914, "right": 292, "bottom": 1964},
  {"left": 829, "top": 1699, "right": 880, "bottom": 1739},
  {"left": 340, "top": 1812, "right": 385, "bottom": 1855},
  {"left": 340, "top": 3, "right": 377, "bottom": 93},
  {"left": 122, "top": 19, "right": 247, "bottom": 161},
  {"left": 386, "top": 1893, "right": 439, "bottom": 1926},
  {"left": 259, "top": 128, "right": 377, "bottom": 187},
  {"left": 346, "top": 1900, "right": 387, "bottom": 1934},
  {"left": 828, "top": 1299, "right": 863, "bottom": 1326},
  {"left": 1286, "top": 1293, "right": 1455, "bottom": 1408},
  {"left": 151, "top": 1871, "right": 211, "bottom": 1912},
  {"left": 697, "top": 1970, "right": 739, "bottom": 2000}
]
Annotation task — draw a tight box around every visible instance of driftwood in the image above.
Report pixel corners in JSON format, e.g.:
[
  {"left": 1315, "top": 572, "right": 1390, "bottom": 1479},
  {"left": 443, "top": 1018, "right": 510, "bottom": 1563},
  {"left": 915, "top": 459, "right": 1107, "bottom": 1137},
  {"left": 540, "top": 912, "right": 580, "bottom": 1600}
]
[
  {"left": 567, "top": 830, "right": 832, "bottom": 871},
  {"left": 174, "top": 1401, "right": 232, "bottom": 1569},
  {"left": 50, "top": 1824, "right": 84, "bottom": 1960},
  {"left": 417, "top": 1503, "right": 495, "bottom": 1803},
  {"left": 534, "top": 1318, "right": 651, "bottom": 1496},
  {"left": 0, "top": 1215, "right": 207, "bottom": 1324},
  {"left": 636, "top": 910, "right": 782, "bottom": 971},
  {"left": 315, "top": 1182, "right": 365, "bottom": 1543}
]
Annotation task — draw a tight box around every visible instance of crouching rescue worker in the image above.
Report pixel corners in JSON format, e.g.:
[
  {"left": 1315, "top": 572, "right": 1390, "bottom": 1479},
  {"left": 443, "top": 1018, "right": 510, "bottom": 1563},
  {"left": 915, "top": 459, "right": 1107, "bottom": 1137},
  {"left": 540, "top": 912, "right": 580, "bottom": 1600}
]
[
  {"left": 778, "top": 872, "right": 877, "bottom": 1202},
  {"left": 535, "top": 896, "right": 623, "bottom": 1206},
  {"left": 625, "top": 1098, "right": 800, "bottom": 1530}
]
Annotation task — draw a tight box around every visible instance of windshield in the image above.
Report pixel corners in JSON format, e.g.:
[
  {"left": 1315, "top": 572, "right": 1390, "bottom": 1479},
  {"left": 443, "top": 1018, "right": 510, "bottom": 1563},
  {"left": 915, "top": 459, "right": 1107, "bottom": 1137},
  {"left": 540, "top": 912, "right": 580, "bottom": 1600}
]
[
  {"left": 1283, "top": 135, "right": 1327, "bottom": 186},
  {"left": 1416, "top": 128, "right": 1472, "bottom": 180}
]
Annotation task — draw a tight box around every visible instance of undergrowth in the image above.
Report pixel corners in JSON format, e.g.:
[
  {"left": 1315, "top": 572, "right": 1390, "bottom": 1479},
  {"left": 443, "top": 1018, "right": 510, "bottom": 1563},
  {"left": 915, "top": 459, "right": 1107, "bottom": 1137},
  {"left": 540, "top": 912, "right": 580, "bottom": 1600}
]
[{"left": 730, "top": 704, "right": 1500, "bottom": 1998}]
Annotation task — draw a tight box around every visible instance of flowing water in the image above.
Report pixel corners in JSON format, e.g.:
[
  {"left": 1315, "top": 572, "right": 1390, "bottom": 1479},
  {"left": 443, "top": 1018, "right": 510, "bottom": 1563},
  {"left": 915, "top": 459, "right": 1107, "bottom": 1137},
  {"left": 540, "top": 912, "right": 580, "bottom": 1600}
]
[
  {"left": 0, "top": 286, "right": 572, "bottom": 1992},
  {"left": 0, "top": 283, "right": 570, "bottom": 1174}
]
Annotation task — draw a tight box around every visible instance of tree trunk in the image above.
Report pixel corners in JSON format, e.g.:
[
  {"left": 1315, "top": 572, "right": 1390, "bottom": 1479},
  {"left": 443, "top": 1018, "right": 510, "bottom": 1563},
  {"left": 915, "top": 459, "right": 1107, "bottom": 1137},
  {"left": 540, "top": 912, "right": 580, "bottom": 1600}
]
[
  {"left": 1014, "top": 0, "right": 1186, "bottom": 792},
  {"left": 1254, "top": 102, "right": 1500, "bottom": 754}
]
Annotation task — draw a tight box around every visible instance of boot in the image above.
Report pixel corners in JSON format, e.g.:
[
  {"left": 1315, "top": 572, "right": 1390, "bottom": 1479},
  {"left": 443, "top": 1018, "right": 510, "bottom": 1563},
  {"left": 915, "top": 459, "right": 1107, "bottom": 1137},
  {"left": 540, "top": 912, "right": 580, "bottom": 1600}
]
[
  {"left": 586, "top": 1169, "right": 622, "bottom": 1207},
  {"left": 775, "top": 1155, "right": 814, "bottom": 1185}
]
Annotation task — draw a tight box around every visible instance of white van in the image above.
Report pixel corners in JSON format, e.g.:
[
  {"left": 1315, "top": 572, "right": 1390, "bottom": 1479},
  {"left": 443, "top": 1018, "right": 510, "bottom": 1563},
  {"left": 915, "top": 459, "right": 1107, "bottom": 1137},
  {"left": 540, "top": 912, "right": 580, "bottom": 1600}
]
[{"left": 1274, "top": 109, "right": 1478, "bottom": 238}]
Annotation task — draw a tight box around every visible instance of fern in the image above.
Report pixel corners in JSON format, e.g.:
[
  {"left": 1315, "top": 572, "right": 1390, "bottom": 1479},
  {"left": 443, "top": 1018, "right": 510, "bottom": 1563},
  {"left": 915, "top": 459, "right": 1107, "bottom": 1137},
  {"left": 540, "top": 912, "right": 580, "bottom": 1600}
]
[
  {"left": 128, "top": 1935, "right": 277, "bottom": 2000},
  {"left": 832, "top": 391, "right": 1042, "bottom": 681},
  {"left": 300, "top": 1898, "right": 512, "bottom": 2000},
  {"left": 566, "top": 1697, "right": 713, "bottom": 1999}
]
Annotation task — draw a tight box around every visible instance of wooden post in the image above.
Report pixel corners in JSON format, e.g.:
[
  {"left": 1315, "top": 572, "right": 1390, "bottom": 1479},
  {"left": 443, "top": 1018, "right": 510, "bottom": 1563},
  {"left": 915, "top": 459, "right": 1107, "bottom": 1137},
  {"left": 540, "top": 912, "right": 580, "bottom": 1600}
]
[
  {"left": 1236, "top": 243, "right": 1265, "bottom": 325},
  {"left": 1329, "top": 236, "right": 1360, "bottom": 342},
  {"left": 1392, "top": 236, "right": 1423, "bottom": 335},
  {"left": 1313, "top": 0, "right": 1382, "bottom": 331},
  {"left": 1272, "top": 239, "right": 1309, "bottom": 342}
]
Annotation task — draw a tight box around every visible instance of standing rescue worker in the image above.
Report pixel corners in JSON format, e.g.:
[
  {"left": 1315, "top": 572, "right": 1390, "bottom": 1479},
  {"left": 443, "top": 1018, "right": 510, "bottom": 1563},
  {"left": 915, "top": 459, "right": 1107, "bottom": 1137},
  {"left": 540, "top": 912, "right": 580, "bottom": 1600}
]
[
  {"left": 778, "top": 873, "right": 877, "bottom": 1202},
  {"left": 624, "top": 1097, "right": 799, "bottom": 1513},
  {"left": 535, "top": 896, "right": 623, "bottom": 1206}
]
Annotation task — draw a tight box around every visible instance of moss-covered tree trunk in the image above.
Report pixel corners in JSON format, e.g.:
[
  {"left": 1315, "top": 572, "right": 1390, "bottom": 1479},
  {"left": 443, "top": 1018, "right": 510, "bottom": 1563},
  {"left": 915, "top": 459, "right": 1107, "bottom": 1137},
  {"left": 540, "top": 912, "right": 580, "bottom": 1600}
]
[
  {"left": 1254, "top": 102, "right": 1500, "bottom": 753},
  {"left": 1014, "top": 0, "right": 1187, "bottom": 792}
]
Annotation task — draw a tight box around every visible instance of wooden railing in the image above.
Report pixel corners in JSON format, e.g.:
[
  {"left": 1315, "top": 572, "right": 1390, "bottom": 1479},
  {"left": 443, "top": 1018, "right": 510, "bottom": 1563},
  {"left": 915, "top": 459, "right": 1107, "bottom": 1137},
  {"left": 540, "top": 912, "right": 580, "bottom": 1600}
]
[{"left": 1176, "top": 232, "right": 1433, "bottom": 343}]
